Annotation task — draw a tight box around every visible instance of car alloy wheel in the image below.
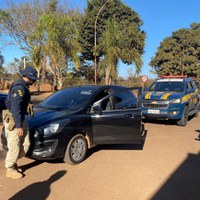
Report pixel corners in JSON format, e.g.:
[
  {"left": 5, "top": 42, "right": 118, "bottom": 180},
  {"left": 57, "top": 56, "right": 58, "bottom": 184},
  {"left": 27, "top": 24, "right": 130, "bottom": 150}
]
[{"left": 64, "top": 134, "right": 88, "bottom": 164}]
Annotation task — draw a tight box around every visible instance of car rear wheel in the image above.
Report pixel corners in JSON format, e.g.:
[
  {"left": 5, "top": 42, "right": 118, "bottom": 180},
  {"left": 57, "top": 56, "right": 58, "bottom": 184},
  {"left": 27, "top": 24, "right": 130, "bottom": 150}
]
[
  {"left": 177, "top": 107, "right": 188, "bottom": 126},
  {"left": 64, "top": 134, "right": 88, "bottom": 165}
]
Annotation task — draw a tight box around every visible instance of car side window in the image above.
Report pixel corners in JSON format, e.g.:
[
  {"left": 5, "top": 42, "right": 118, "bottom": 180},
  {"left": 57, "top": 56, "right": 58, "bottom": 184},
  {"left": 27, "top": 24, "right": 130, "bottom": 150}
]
[
  {"left": 191, "top": 81, "right": 197, "bottom": 91},
  {"left": 101, "top": 97, "right": 112, "bottom": 111},
  {"left": 114, "top": 91, "right": 137, "bottom": 109},
  {"left": 187, "top": 81, "right": 195, "bottom": 93},
  {"left": 91, "top": 89, "right": 113, "bottom": 112},
  {"left": 186, "top": 82, "right": 192, "bottom": 92}
]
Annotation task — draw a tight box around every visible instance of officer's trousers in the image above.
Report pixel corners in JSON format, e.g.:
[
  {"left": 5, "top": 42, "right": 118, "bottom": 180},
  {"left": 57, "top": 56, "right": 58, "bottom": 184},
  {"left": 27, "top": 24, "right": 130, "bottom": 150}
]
[{"left": 4, "top": 120, "right": 30, "bottom": 169}]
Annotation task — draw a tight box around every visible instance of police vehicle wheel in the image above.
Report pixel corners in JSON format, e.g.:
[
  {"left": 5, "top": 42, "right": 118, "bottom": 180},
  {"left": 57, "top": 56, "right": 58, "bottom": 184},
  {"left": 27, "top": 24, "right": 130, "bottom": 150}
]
[
  {"left": 64, "top": 134, "right": 88, "bottom": 165},
  {"left": 177, "top": 107, "right": 188, "bottom": 126}
]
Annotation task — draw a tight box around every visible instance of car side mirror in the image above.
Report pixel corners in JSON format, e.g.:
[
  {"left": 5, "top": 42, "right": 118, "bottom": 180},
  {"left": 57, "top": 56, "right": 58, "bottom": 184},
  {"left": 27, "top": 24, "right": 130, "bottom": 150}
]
[{"left": 92, "top": 102, "right": 102, "bottom": 115}]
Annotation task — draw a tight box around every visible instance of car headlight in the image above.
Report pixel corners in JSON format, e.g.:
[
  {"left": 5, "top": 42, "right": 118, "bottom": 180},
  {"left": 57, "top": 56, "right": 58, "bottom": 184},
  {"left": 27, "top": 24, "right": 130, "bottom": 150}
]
[
  {"left": 170, "top": 98, "right": 181, "bottom": 104},
  {"left": 43, "top": 123, "right": 60, "bottom": 135},
  {"left": 40, "top": 119, "right": 70, "bottom": 136}
]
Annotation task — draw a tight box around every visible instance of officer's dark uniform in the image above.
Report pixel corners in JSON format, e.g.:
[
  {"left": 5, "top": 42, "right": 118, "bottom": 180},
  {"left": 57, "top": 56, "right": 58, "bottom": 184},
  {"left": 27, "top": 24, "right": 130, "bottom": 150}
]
[
  {"left": 7, "top": 79, "right": 31, "bottom": 128},
  {"left": 4, "top": 66, "right": 38, "bottom": 179}
]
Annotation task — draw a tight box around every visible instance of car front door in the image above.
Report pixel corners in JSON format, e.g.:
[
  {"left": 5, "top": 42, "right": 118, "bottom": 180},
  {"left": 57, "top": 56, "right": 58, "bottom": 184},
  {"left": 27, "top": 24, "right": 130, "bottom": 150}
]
[
  {"left": 186, "top": 81, "right": 196, "bottom": 112},
  {"left": 91, "top": 89, "right": 142, "bottom": 145}
]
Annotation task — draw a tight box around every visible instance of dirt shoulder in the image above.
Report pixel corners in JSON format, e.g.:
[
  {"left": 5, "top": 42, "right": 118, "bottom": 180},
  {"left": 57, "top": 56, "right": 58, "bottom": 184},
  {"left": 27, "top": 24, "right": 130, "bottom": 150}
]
[{"left": 0, "top": 92, "right": 200, "bottom": 200}]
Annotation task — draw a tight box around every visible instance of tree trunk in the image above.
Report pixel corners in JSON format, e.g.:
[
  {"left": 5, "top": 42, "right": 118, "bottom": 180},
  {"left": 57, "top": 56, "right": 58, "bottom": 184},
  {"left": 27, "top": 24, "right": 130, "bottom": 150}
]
[
  {"left": 105, "top": 67, "right": 111, "bottom": 85},
  {"left": 41, "top": 56, "right": 47, "bottom": 85},
  {"left": 37, "top": 69, "right": 40, "bottom": 93}
]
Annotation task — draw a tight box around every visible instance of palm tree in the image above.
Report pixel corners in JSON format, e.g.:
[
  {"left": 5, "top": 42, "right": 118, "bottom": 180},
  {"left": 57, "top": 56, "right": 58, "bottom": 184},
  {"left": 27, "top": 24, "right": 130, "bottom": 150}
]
[
  {"left": 97, "top": 19, "right": 121, "bottom": 84},
  {"left": 119, "top": 22, "right": 144, "bottom": 75},
  {"left": 97, "top": 19, "right": 145, "bottom": 84}
]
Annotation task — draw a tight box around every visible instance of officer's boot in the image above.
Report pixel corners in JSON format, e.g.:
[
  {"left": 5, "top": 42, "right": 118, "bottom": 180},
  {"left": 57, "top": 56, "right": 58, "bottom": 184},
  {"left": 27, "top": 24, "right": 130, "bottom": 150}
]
[{"left": 6, "top": 167, "right": 23, "bottom": 179}]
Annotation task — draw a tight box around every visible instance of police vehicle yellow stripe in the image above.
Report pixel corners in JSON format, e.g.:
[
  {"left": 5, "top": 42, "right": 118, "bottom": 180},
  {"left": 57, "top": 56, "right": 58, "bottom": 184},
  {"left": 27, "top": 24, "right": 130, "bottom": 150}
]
[
  {"left": 145, "top": 92, "right": 152, "bottom": 99},
  {"left": 162, "top": 92, "right": 174, "bottom": 100},
  {"left": 181, "top": 94, "right": 190, "bottom": 103}
]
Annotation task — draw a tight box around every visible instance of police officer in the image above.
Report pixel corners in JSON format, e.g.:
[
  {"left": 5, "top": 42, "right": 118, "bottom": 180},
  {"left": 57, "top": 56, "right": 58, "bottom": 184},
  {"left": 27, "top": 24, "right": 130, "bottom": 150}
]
[{"left": 3, "top": 66, "right": 39, "bottom": 179}]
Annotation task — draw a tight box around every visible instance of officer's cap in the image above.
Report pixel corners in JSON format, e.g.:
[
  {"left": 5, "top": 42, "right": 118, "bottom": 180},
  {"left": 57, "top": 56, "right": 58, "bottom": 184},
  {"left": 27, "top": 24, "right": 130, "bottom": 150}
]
[{"left": 19, "top": 66, "right": 39, "bottom": 81}]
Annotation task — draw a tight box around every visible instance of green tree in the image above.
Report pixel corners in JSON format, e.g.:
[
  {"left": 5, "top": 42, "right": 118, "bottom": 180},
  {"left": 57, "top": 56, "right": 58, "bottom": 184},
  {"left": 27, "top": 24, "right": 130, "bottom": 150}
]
[
  {"left": 0, "top": 0, "right": 50, "bottom": 88},
  {"left": 38, "top": 5, "right": 81, "bottom": 89},
  {"left": 80, "top": 0, "right": 145, "bottom": 84},
  {"left": 0, "top": 0, "right": 82, "bottom": 89},
  {"left": 150, "top": 23, "right": 200, "bottom": 77},
  {"left": 97, "top": 19, "right": 121, "bottom": 84}
]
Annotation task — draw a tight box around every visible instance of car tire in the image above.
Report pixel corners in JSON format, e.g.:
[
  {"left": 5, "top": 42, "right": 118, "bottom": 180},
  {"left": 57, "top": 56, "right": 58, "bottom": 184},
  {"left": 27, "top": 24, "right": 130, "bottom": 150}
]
[
  {"left": 177, "top": 107, "right": 188, "bottom": 126},
  {"left": 64, "top": 134, "right": 88, "bottom": 165}
]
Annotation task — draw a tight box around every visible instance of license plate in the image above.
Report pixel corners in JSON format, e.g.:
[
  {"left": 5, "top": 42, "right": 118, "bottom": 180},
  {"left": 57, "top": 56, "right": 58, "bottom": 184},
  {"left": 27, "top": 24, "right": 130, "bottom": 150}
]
[{"left": 147, "top": 109, "right": 160, "bottom": 114}]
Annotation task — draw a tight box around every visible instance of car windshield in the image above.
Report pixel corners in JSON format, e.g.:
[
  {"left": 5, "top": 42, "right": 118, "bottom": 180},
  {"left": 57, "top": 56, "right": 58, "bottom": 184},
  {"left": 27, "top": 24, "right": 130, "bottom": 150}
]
[
  {"left": 38, "top": 87, "right": 95, "bottom": 111},
  {"left": 149, "top": 81, "right": 184, "bottom": 92}
]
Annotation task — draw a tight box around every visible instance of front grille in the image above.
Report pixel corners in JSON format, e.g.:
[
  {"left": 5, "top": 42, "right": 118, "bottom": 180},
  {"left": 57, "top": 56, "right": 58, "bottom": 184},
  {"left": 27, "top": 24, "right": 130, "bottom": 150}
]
[{"left": 142, "top": 100, "right": 169, "bottom": 108}]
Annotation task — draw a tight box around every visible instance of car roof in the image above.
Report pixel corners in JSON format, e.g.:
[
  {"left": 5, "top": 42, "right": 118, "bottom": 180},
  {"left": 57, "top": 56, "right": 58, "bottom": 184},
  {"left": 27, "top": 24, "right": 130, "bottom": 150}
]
[{"left": 63, "top": 85, "right": 127, "bottom": 91}]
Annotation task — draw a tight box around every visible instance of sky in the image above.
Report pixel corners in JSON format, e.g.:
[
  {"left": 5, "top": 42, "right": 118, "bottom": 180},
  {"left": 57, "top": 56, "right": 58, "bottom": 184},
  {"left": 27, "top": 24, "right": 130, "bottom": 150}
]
[{"left": 0, "top": 0, "right": 200, "bottom": 79}]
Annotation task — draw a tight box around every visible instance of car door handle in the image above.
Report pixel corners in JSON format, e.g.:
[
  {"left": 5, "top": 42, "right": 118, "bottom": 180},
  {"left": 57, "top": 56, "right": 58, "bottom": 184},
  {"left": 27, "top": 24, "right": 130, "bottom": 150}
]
[{"left": 124, "top": 114, "right": 134, "bottom": 119}]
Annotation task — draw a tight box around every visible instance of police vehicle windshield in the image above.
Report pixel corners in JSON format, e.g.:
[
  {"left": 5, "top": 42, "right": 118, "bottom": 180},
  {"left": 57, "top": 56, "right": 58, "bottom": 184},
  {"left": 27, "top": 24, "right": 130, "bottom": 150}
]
[{"left": 149, "top": 81, "right": 184, "bottom": 92}]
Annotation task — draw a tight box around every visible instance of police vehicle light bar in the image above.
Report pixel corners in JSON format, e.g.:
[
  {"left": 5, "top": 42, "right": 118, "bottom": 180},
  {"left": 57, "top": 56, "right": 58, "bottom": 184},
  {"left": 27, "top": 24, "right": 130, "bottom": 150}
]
[{"left": 160, "top": 75, "right": 187, "bottom": 79}]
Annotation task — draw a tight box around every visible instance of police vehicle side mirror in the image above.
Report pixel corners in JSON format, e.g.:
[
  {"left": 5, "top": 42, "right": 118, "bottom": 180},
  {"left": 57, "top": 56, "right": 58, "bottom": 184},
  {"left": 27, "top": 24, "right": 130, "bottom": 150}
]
[{"left": 188, "top": 88, "right": 195, "bottom": 93}]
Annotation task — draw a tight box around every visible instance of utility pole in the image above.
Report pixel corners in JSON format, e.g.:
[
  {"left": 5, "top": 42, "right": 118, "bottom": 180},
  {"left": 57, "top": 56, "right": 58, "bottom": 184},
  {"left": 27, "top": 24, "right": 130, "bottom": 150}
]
[{"left": 94, "top": 0, "right": 111, "bottom": 85}]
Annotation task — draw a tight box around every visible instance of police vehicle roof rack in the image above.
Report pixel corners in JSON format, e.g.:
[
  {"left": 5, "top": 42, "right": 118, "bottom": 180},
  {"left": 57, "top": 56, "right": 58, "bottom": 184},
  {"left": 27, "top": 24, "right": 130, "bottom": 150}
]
[{"left": 160, "top": 75, "right": 187, "bottom": 79}]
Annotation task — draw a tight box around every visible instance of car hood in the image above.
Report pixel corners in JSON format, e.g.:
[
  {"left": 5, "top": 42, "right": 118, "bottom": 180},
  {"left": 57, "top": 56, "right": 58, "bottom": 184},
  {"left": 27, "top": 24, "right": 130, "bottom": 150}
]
[
  {"left": 142, "top": 91, "right": 185, "bottom": 100},
  {"left": 27, "top": 107, "right": 74, "bottom": 129}
]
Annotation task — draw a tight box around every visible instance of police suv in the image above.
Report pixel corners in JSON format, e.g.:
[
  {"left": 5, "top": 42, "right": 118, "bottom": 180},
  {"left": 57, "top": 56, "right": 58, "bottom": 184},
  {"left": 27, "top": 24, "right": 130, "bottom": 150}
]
[{"left": 140, "top": 76, "right": 199, "bottom": 126}]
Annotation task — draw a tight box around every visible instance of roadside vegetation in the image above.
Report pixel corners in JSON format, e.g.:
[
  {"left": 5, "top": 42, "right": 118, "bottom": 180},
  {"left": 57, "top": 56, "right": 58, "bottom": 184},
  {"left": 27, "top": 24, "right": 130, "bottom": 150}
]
[{"left": 0, "top": 0, "right": 200, "bottom": 91}]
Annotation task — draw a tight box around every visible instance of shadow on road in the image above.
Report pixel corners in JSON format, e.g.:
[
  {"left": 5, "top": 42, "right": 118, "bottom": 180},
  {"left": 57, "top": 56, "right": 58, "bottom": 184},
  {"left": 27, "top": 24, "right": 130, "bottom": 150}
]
[
  {"left": 8, "top": 170, "right": 67, "bottom": 200},
  {"left": 150, "top": 152, "right": 200, "bottom": 200},
  {"left": 20, "top": 160, "right": 43, "bottom": 173}
]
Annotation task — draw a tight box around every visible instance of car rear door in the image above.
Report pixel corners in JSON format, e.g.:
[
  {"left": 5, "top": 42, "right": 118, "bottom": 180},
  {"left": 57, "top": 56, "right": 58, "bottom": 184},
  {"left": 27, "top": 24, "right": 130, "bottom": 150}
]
[{"left": 91, "top": 88, "right": 142, "bottom": 144}]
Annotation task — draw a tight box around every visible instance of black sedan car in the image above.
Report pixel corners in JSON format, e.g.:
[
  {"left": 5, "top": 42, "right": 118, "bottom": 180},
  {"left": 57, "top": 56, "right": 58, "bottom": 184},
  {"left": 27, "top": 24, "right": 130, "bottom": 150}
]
[{"left": 2, "top": 85, "right": 145, "bottom": 164}]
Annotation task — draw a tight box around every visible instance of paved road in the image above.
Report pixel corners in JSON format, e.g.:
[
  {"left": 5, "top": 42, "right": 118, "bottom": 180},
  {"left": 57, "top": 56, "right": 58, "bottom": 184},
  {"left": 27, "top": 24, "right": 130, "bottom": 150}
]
[{"left": 0, "top": 115, "right": 200, "bottom": 200}]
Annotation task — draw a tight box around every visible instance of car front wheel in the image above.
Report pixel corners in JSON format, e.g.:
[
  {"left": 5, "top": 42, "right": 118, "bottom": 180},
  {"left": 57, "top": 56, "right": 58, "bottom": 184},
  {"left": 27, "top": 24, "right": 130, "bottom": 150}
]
[
  {"left": 177, "top": 107, "right": 188, "bottom": 126},
  {"left": 64, "top": 134, "right": 88, "bottom": 165}
]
